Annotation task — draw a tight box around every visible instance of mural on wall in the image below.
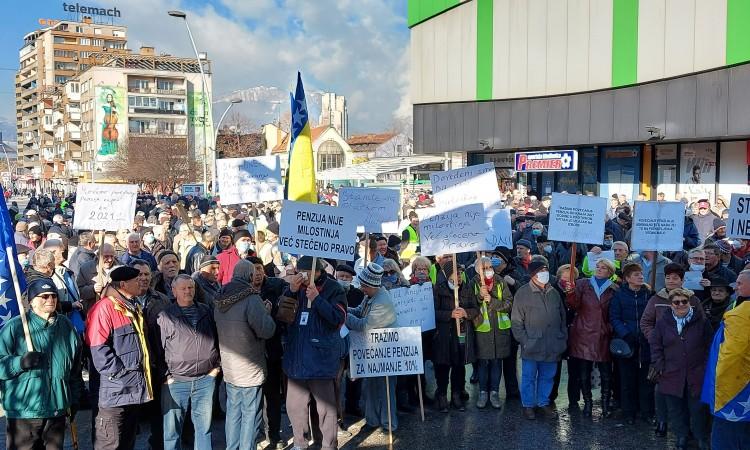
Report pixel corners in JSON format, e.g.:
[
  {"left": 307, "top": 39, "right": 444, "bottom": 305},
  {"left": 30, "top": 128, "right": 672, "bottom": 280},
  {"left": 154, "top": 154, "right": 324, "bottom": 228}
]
[
  {"left": 95, "top": 86, "right": 125, "bottom": 160},
  {"left": 680, "top": 143, "right": 716, "bottom": 204}
]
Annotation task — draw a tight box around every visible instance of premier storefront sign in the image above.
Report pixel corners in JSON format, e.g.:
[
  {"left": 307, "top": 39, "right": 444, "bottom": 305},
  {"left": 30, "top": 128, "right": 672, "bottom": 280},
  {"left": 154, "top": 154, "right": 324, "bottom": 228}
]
[{"left": 514, "top": 150, "right": 578, "bottom": 172}]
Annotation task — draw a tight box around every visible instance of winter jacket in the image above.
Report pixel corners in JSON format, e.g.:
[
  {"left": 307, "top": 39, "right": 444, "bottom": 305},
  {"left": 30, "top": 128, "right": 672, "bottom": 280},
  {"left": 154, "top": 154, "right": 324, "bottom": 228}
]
[
  {"left": 214, "top": 278, "right": 276, "bottom": 387},
  {"left": 185, "top": 243, "right": 210, "bottom": 275},
  {"left": 432, "top": 276, "right": 478, "bottom": 366},
  {"left": 191, "top": 272, "right": 221, "bottom": 309},
  {"left": 469, "top": 275, "right": 513, "bottom": 360},
  {"left": 552, "top": 242, "right": 587, "bottom": 273},
  {"left": 609, "top": 284, "right": 652, "bottom": 364},
  {"left": 567, "top": 278, "right": 618, "bottom": 362},
  {"left": 627, "top": 254, "right": 672, "bottom": 292},
  {"left": 650, "top": 309, "right": 713, "bottom": 398},
  {"left": 691, "top": 212, "right": 718, "bottom": 245},
  {"left": 282, "top": 274, "right": 347, "bottom": 380},
  {"left": 511, "top": 281, "right": 568, "bottom": 363},
  {"left": 68, "top": 246, "right": 96, "bottom": 279},
  {"left": 76, "top": 259, "right": 121, "bottom": 313},
  {"left": 120, "top": 249, "right": 158, "bottom": 272},
  {"left": 682, "top": 217, "right": 699, "bottom": 250},
  {"left": 346, "top": 286, "right": 397, "bottom": 332},
  {"left": 217, "top": 247, "right": 241, "bottom": 285},
  {"left": 154, "top": 302, "right": 220, "bottom": 382},
  {"left": 0, "top": 312, "right": 84, "bottom": 419},
  {"left": 641, "top": 289, "right": 703, "bottom": 341},
  {"left": 85, "top": 295, "right": 153, "bottom": 408},
  {"left": 258, "top": 277, "right": 288, "bottom": 364}
]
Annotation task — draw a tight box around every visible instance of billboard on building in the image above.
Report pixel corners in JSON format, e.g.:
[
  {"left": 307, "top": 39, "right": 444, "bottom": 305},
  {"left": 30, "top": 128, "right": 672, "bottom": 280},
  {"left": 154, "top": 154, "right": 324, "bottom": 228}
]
[
  {"left": 679, "top": 143, "right": 716, "bottom": 204},
  {"left": 514, "top": 150, "right": 578, "bottom": 172},
  {"left": 187, "top": 91, "right": 214, "bottom": 158},
  {"left": 95, "top": 86, "right": 125, "bottom": 161}
]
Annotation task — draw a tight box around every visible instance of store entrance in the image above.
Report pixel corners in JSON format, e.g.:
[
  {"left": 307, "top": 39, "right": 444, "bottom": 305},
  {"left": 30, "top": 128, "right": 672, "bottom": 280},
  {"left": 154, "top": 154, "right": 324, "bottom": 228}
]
[{"left": 600, "top": 147, "right": 641, "bottom": 203}]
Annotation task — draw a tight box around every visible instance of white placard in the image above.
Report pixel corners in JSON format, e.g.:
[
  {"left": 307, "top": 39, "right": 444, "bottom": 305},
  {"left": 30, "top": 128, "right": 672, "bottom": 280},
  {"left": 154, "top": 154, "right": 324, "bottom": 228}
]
[
  {"left": 630, "top": 201, "right": 685, "bottom": 251},
  {"left": 278, "top": 201, "right": 357, "bottom": 260},
  {"left": 73, "top": 183, "right": 137, "bottom": 231},
  {"left": 684, "top": 270, "right": 704, "bottom": 291},
  {"left": 548, "top": 193, "right": 607, "bottom": 245},
  {"left": 727, "top": 193, "right": 750, "bottom": 239},
  {"left": 390, "top": 283, "right": 435, "bottom": 332},
  {"left": 181, "top": 183, "right": 205, "bottom": 197},
  {"left": 587, "top": 250, "right": 615, "bottom": 267},
  {"left": 431, "top": 163, "right": 510, "bottom": 249},
  {"left": 216, "top": 156, "right": 283, "bottom": 204},
  {"left": 349, "top": 326, "right": 424, "bottom": 378},
  {"left": 338, "top": 187, "right": 400, "bottom": 233},
  {"left": 418, "top": 203, "right": 488, "bottom": 256}
]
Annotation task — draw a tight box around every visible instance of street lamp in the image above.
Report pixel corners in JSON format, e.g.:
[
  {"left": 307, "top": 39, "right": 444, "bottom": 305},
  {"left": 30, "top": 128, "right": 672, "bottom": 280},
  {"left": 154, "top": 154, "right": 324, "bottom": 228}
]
[
  {"left": 211, "top": 98, "right": 242, "bottom": 192},
  {"left": 168, "top": 10, "right": 213, "bottom": 192}
]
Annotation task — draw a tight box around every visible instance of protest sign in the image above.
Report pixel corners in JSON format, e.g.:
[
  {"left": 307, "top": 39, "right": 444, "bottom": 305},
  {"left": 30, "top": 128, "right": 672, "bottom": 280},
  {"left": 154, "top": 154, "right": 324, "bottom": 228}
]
[
  {"left": 684, "top": 271, "right": 704, "bottom": 291},
  {"left": 418, "top": 203, "right": 489, "bottom": 256},
  {"left": 73, "top": 183, "right": 137, "bottom": 231},
  {"left": 390, "top": 283, "right": 435, "bottom": 332},
  {"left": 181, "top": 183, "right": 204, "bottom": 197},
  {"left": 587, "top": 250, "right": 615, "bottom": 267},
  {"left": 430, "top": 163, "right": 512, "bottom": 249},
  {"left": 278, "top": 201, "right": 357, "bottom": 260},
  {"left": 349, "top": 327, "right": 424, "bottom": 378},
  {"left": 216, "top": 156, "right": 283, "bottom": 204},
  {"left": 727, "top": 193, "right": 750, "bottom": 239},
  {"left": 338, "top": 187, "right": 400, "bottom": 233},
  {"left": 630, "top": 201, "right": 685, "bottom": 251},
  {"left": 548, "top": 193, "right": 607, "bottom": 245}
]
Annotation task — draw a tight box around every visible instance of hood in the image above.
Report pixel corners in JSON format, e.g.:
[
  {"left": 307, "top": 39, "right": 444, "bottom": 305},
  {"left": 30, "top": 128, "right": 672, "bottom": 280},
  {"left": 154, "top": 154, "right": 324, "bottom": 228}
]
[{"left": 214, "top": 278, "right": 258, "bottom": 313}]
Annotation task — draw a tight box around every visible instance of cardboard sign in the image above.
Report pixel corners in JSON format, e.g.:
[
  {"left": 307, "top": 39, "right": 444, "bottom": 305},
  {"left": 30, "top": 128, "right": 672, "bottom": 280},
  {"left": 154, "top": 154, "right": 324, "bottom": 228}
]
[
  {"left": 485, "top": 206, "right": 513, "bottom": 249},
  {"left": 73, "top": 183, "right": 137, "bottom": 231},
  {"left": 349, "top": 327, "right": 424, "bottom": 378},
  {"left": 181, "top": 183, "right": 205, "bottom": 197},
  {"left": 548, "top": 193, "right": 607, "bottom": 245},
  {"left": 338, "top": 187, "right": 400, "bottom": 233},
  {"left": 587, "top": 250, "right": 615, "bottom": 267},
  {"left": 418, "top": 203, "right": 488, "bottom": 256},
  {"left": 278, "top": 201, "right": 357, "bottom": 260},
  {"left": 727, "top": 193, "right": 750, "bottom": 239},
  {"left": 630, "top": 201, "right": 685, "bottom": 251},
  {"left": 216, "top": 156, "right": 283, "bottom": 205},
  {"left": 390, "top": 283, "right": 436, "bottom": 332}
]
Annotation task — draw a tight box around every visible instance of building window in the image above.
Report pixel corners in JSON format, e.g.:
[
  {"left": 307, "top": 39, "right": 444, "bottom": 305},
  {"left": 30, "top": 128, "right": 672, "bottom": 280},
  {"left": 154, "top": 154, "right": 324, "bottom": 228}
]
[
  {"left": 79, "top": 38, "right": 91, "bottom": 45},
  {"left": 317, "top": 140, "right": 345, "bottom": 171},
  {"left": 54, "top": 36, "right": 66, "bottom": 44},
  {"left": 94, "top": 28, "right": 102, "bottom": 35},
  {"left": 55, "top": 75, "right": 69, "bottom": 84},
  {"left": 92, "top": 39, "right": 104, "bottom": 47},
  {"left": 157, "top": 80, "right": 174, "bottom": 91},
  {"left": 113, "top": 29, "right": 125, "bottom": 37},
  {"left": 75, "top": 26, "right": 84, "bottom": 33}
]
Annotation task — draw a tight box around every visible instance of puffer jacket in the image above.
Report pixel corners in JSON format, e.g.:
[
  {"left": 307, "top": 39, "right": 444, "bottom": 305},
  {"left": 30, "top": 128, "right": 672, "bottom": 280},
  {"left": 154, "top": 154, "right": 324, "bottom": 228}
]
[
  {"left": 0, "top": 312, "right": 84, "bottom": 419},
  {"left": 609, "top": 284, "right": 652, "bottom": 364},
  {"left": 511, "top": 281, "right": 568, "bottom": 363},
  {"left": 154, "top": 302, "right": 220, "bottom": 382},
  {"left": 282, "top": 274, "right": 347, "bottom": 380},
  {"left": 567, "top": 278, "right": 618, "bottom": 362}
]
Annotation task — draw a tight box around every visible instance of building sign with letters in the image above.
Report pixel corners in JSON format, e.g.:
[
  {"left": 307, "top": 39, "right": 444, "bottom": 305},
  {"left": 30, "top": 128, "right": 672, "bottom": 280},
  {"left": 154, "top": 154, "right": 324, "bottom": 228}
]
[{"left": 515, "top": 150, "right": 578, "bottom": 172}]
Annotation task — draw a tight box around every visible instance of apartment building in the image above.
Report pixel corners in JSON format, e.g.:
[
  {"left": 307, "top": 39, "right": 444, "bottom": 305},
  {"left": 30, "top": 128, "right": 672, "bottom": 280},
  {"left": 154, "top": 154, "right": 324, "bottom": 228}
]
[{"left": 15, "top": 16, "right": 127, "bottom": 192}]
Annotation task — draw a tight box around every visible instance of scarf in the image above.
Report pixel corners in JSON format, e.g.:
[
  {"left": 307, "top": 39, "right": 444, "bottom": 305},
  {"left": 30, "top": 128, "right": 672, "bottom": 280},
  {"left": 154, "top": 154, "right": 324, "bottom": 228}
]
[
  {"left": 589, "top": 276, "right": 612, "bottom": 300},
  {"left": 672, "top": 307, "right": 694, "bottom": 335},
  {"left": 214, "top": 281, "right": 259, "bottom": 313}
]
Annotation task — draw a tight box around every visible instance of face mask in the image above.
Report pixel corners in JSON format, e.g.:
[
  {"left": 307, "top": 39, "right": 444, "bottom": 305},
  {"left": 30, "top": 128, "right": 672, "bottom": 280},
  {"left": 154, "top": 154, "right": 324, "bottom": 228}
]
[
  {"left": 236, "top": 241, "right": 252, "bottom": 254},
  {"left": 484, "top": 270, "right": 495, "bottom": 279},
  {"left": 543, "top": 245, "right": 553, "bottom": 254},
  {"left": 338, "top": 280, "right": 351, "bottom": 289},
  {"left": 415, "top": 272, "right": 429, "bottom": 282},
  {"left": 395, "top": 245, "right": 401, "bottom": 252},
  {"left": 490, "top": 257, "right": 502, "bottom": 267},
  {"left": 383, "top": 274, "right": 398, "bottom": 284},
  {"left": 535, "top": 271, "right": 550, "bottom": 284},
  {"left": 532, "top": 229, "right": 542, "bottom": 236},
  {"left": 143, "top": 235, "right": 156, "bottom": 245},
  {"left": 603, "top": 239, "right": 613, "bottom": 247},
  {"left": 689, "top": 264, "right": 705, "bottom": 272},
  {"left": 447, "top": 281, "right": 456, "bottom": 290}
]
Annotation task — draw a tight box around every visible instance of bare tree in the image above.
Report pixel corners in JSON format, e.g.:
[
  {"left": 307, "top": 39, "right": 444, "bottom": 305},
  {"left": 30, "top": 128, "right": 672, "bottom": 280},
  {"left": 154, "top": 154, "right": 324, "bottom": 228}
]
[{"left": 107, "top": 137, "right": 199, "bottom": 193}]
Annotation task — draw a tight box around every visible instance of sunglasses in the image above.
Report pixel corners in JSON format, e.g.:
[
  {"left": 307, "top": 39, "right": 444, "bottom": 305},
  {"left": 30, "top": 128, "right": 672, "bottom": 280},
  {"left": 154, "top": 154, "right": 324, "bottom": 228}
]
[
  {"left": 39, "top": 294, "right": 58, "bottom": 300},
  {"left": 384, "top": 270, "right": 396, "bottom": 276},
  {"left": 671, "top": 299, "right": 689, "bottom": 306}
]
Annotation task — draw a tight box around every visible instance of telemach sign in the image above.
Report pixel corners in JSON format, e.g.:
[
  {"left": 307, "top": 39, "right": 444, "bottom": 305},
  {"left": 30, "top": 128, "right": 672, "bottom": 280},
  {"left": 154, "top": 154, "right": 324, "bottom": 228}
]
[{"left": 63, "top": 2, "right": 122, "bottom": 17}]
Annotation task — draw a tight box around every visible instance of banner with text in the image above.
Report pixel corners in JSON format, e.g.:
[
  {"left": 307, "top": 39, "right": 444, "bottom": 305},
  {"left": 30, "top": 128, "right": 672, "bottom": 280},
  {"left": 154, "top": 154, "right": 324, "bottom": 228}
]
[
  {"left": 390, "top": 283, "right": 435, "bottom": 331},
  {"left": 216, "top": 156, "right": 283, "bottom": 204},
  {"left": 349, "top": 326, "right": 424, "bottom": 378},
  {"left": 181, "top": 183, "right": 205, "bottom": 197},
  {"left": 338, "top": 187, "right": 400, "bottom": 233},
  {"left": 278, "top": 201, "right": 357, "bottom": 260},
  {"left": 73, "top": 183, "right": 137, "bottom": 231},
  {"left": 727, "top": 193, "right": 750, "bottom": 239},
  {"left": 631, "top": 201, "right": 685, "bottom": 251},
  {"left": 418, "top": 203, "right": 488, "bottom": 256},
  {"left": 548, "top": 193, "right": 607, "bottom": 245},
  {"left": 430, "top": 163, "right": 512, "bottom": 249}
]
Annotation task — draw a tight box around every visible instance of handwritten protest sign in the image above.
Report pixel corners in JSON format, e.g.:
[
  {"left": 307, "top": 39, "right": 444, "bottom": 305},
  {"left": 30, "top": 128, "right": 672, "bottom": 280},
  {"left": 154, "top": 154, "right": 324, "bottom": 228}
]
[
  {"left": 418, "top": 203, "right": 488, "bottom": 256},
  {"left": 390, "top": 283, "right": 435, "bottom": 331},
  {"left": 548, "top": 193, "right": 607, "bottom": 245},
  {"left": 727, "top": 193, "right": 750, "bottom": 239},
  {"left": 587, "top": 250, "right": 615, "bottom": 267},
  {"left": 430, "top": 163, "right": 512, "bottom": 249},
  {"left": 338, "top": 187, "right": 400, "bottom": 233},
  {"left": 216, "top": 156, "right": 283, "bottom": 204},
  {"left": 73, "top": 183, "right": 137, "bottom": 231},
  {"left": 278, "top": 201, "right": 357, "bottom": 260},
  {"left": 349, "top": 327, "right": 424, "bottom": 378},
  {"left": 631, "top": 201, "right": 685, "bottom": 251}
]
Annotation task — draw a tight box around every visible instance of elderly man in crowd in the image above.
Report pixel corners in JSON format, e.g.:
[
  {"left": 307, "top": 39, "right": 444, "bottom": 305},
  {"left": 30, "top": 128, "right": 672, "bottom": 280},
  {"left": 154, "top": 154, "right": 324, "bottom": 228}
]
[
  {"left": 192, "top": 255, "right": 221, "bottom": 308},
  {"left": 121, "top": 232, "right": 158, "bottom": 271},
  {"left": 76, "top": 243, "right": 120, "bottom": 313},
  {"left": 152, "top": 251, "right": 181, "bottom": 300},
  {"left": 0, "top": 278, "right": 84, "bottom": 450},
  {"left": 213, "top": 259, "right": 276, "bottom": 450}
]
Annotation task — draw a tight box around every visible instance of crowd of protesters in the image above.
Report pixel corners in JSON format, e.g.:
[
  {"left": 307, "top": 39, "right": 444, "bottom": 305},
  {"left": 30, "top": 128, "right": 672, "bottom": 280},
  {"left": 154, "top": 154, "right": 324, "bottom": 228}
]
[{"left": 0, "top": 187, "right": 748, "bottom": 450}]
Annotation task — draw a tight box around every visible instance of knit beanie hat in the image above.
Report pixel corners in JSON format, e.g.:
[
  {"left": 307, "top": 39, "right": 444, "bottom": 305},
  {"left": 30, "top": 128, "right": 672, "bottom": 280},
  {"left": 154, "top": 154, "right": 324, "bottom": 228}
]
[{"left": 358, "top": 262, "right": 384, "bottom": 288}]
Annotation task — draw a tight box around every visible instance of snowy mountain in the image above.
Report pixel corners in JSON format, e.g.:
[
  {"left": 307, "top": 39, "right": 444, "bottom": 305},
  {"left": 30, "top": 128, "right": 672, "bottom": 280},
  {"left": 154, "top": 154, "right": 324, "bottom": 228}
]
[{"left": 213, "top": 86, "right": 324, "bottom": 132}]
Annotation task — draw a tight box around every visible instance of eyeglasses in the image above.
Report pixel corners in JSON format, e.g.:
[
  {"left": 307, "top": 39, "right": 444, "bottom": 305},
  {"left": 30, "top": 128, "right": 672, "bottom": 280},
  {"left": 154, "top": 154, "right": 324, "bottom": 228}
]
[
  {"left": 671, "top": 299, "right": 689, "bottom": 305},
  {"left": 39, "top": 294, "right": 58, "bottom": 300}
]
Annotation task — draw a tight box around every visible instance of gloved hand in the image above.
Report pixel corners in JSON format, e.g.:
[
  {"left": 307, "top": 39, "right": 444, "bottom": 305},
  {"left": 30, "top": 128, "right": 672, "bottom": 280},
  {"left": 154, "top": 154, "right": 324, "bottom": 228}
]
[
  {"left": 276, "top": 296, "right": 298, "bottom": 324},
  {"left": 20, "top": 351, "right": 44, "bottom": 370},
  {"left": 623, "top": 333, "right": 637, "bottom": 348}
]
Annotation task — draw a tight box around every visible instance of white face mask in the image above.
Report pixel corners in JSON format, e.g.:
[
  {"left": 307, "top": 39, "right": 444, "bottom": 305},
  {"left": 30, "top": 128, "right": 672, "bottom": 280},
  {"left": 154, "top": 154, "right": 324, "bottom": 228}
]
[
  {"left": 689, "top": 264, "right": 705, "bottom": 272},
  {"left": 447, "top": 281, "right": 456, "bottom": 291},
  {"left": 484, "top": 270, "right": 495, "bottom": 278},
  {"left": 535, "top": 271, "right": 550, "bottom": 284},
  {"left": 338, "top": 280, "right": 351, "bottom": 289}
]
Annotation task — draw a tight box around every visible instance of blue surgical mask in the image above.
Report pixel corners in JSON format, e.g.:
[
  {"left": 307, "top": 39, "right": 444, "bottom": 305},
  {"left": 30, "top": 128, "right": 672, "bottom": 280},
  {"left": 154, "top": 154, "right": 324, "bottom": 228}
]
[
  {"left": 236, "top": 241, "right": 252, "bottom": 254},
  {"left": 532, "top": 229, "right": 542, "bottom": 236},
  {"left": 689, "top": 264, "right": 705, "bottom": 272},
  {"left": 383, "top": 274, "right": 398, "bottom": 284},
  {"left": 543, "top": 245, "right": 553, "bottom": 254},
  {"left": 603, "top": 239, "right": 613, "bottom": 247},
  {"left": 490, "top": 257, "right": 502, "bottom": 267},
  {"left": 143, "top": 235, "right": 156, "bottom": 245}
]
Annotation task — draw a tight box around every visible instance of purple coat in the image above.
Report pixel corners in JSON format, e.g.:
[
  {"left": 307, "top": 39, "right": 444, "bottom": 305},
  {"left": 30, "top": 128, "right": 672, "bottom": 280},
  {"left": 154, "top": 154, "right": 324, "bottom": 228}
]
[{"left": 649, "top": 309, "right": 713, "bottom": 398}]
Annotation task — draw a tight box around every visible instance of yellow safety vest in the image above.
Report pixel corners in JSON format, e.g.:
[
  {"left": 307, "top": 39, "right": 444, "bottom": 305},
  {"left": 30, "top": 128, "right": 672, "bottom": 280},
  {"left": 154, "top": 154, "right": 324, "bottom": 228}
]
[
  {"left": 400, "top": 225, "right": 419, "bottom": 260},
  {"left": 473, "top": 282, "right": 511, "bottom": 332}
]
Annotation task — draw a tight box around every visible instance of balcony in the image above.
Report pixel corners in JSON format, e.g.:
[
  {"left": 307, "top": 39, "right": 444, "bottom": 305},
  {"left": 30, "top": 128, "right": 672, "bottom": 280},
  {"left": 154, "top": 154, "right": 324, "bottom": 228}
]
[
  {"left": 156, "top": 88, "right": 186, "bottom": 96},
  {"left": 128, "top": 129, "right": 187, "bottom": 137},
  {"left": 66, "top": 130, "right": 81, "bottom": 140},
  {"left": 130, "top": 107, "right": 185, "bottom": 115}
]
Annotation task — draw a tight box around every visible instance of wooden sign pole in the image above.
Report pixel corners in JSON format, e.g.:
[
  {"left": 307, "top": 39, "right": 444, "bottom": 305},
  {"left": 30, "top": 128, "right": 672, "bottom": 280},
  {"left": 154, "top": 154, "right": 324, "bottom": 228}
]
[{"left": 7, "top": 245, "right": 33, "bottom": 351}]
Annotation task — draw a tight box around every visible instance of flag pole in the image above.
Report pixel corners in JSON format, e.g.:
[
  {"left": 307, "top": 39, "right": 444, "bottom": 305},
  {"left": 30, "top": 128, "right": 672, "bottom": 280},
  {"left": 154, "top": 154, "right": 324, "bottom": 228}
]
[{"left": 6, "top": 244, "right": 33, "bottom": 351}]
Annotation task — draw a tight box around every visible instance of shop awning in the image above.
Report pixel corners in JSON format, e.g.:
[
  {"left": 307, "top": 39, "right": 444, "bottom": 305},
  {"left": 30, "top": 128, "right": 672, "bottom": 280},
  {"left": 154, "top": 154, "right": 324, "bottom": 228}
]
[{"left": 317, "top": 155, "right": 446, "bottom": 181}]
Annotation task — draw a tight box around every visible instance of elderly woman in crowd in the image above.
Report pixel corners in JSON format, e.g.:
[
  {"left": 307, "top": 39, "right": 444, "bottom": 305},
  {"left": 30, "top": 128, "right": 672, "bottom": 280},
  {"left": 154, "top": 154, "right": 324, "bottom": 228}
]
[
  {"left": 610, "top": 263, "right": 654, "bottom": 425},
  {"left": 408, "top": 256, "right": 432, "bottom": 285},
  {"left": 381, "top": 258, "right": 409, "bottom": 290},
  {"left": 511, "top": 260, "right": 567, "bottom": 420},
  {"left": 567, "top": 259, "right": 618, "bottom": 418},
  {"left": 649, "top": 288, "right": 713, "bottom": 450},
  {"left": 552, "top": 264, "right": 582, "bottom": 410},
  {"left": 469, "top": 257, "right": 513, "bottom": 409}
]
